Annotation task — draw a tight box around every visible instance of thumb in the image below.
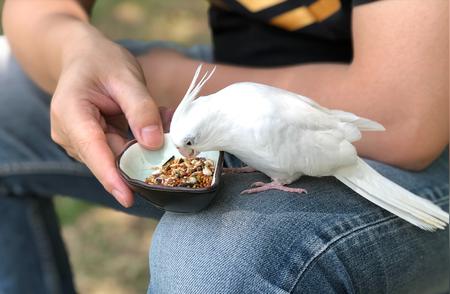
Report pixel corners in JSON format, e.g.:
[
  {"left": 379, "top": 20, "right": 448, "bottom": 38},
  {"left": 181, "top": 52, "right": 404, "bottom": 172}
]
[{"left": 112, "top": 78, "right": 164, "bottom": 149}]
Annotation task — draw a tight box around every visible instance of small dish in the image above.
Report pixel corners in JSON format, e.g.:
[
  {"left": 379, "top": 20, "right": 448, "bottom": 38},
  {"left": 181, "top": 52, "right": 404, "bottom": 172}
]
[{"left": 116, "top": 133, "right": 224, "bottom": 213}]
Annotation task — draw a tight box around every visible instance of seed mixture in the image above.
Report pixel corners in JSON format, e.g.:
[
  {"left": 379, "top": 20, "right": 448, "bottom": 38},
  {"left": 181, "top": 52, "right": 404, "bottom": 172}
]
[{"left": 145, "top": 156, "right": 215, "bottom": 188}]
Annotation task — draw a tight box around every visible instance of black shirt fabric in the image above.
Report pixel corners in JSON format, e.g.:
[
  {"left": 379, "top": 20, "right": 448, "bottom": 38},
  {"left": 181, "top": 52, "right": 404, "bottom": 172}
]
[{"left": 208, "top": 0, "right": 377, "bottom": 66}]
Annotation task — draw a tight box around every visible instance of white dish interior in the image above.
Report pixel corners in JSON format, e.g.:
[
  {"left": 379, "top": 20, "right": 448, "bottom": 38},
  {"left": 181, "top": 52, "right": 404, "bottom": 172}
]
[{"left": 119, "top": 133, "right": 221, "bottom": 184}]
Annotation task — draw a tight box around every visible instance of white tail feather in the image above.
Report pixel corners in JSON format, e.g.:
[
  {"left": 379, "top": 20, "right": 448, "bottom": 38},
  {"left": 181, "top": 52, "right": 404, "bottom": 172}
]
[{"left": 335, "top": 158, "right": 449, "bottom": 231}]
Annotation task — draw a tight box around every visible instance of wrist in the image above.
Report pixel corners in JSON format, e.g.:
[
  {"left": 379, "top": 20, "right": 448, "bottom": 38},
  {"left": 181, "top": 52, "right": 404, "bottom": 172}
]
[
  {"left": 59, "top": 21, "right": 106, "bottom": 68},
  {"left": 29, "top": 14, "right": 106, "bottom": 90}
]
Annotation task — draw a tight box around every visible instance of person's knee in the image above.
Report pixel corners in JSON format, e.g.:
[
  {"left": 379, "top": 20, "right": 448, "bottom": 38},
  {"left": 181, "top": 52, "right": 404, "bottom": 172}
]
[
  {"left": 147, "top": 193, "right": 354, "bottom": 293},
  {"left": 149, "top": 214, "right": 382, "bottom": 293},
  {"left": 147, "top": 173, "right": 448, "bottom": 293},
  {"left": 0, "top": 36, "right": 47, "bottom": 99},
  {"left": 149, "top": 207, "right": 294, "bottom": 292},
  {"left": 291, "top": 219, "right": 449, "bottom": 294},
  {"left": 0, "top": 37, "right": 55, "bottom": 163}
]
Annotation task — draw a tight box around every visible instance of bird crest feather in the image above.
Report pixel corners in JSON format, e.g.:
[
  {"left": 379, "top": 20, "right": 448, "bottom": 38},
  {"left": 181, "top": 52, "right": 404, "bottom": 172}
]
[{"left": 171, "top": 64, "right": 216, "bottom": 127}]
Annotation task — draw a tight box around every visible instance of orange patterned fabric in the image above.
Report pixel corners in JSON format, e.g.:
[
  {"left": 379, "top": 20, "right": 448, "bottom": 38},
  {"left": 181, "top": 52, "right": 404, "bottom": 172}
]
[
  {"left": 209, "top": 0, "right": 376, "bottom": 31},
  {"left": 208, "top": 0, "right": 377, "bottom": 66}
]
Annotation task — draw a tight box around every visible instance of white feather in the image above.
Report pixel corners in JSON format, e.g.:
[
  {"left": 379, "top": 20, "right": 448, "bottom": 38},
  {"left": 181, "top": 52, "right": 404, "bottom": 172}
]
[
  {"left": 170, "top": 78, "right": 449, "bottom": 231},
  {"left": 335, "top": 159, "right": 448, "bottom": 231}
]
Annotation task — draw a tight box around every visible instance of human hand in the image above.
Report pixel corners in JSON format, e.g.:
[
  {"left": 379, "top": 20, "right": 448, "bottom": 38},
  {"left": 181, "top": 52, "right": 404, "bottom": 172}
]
[{"left": 51, "top": 35, "right": 164, "bottom": 207}]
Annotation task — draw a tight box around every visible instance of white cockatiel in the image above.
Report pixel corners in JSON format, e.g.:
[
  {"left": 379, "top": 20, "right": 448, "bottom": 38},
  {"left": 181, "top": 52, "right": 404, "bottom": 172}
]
[{"left": 170, "top": 65, "right": 449, "bottom": 231}]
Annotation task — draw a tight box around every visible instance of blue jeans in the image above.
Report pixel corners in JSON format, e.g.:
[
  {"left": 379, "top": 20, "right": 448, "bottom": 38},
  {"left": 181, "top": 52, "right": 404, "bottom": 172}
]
[{"left": 0, "top": 36, "right": 448, "bottom": 294}]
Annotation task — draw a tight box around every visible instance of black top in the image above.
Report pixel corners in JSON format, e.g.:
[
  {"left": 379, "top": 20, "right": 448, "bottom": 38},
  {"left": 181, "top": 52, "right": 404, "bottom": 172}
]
[{"left": 208, "top": 0, "right": 377, "bottom": 66}]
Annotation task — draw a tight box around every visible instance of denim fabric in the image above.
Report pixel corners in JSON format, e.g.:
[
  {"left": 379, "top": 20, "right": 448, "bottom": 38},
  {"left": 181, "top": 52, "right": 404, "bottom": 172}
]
[
  {"left": 0, "top": 36, "right": 448, "bottom": 294},
  {"left": 149, "top": 154, "right": 449, "bottom": 293},
  {"left": 0, "top": 37, "right": 172, "bottom": 294}
]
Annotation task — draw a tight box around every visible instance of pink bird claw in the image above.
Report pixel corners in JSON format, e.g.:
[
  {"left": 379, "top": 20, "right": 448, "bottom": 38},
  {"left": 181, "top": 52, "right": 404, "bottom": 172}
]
[
  {"left": 250, "top": 181, "right": 265, "bottom": 188},
  {"left": 240, "top": 188, "right": 255, "bottom": 195},
  {"left": 279, "top": 186, "right": 307, "bottom": 194}
]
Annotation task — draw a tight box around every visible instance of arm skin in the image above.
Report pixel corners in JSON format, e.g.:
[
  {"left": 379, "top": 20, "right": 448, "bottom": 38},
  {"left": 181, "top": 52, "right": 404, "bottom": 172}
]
[
  {"left": 139, "top": 0, "right": 449, "bottom": 171},
  {"left": 3, "top": 0, "right": 94, "bottom": 92}
]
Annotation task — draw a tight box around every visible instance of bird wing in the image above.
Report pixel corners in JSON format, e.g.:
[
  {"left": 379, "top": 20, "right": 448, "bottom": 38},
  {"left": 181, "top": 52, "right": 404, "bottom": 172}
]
[
  {"left": 285, "top": 87, "right": 385, "bottom": 132},
  {"left": 198, "top": 81, "right": 448, "bottom": 231},
  {"left": 208, "top": 82, "right": 358, "bottom": 177},
  {"left": 215, "top": 82, "right": 383, "bottom": 129}
]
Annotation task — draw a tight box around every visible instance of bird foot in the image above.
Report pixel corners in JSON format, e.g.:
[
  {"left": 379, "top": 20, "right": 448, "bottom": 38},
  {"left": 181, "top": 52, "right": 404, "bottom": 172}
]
[
  {"left": 223, "top": 166, "right": 257, "bottom": 174},
  {"left": 241, "top": 181, "right": 307, "bottom": 195}
]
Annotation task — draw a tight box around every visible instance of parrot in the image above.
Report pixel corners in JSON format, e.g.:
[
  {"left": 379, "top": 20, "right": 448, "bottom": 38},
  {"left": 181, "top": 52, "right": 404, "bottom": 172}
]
[{"left": 169, "top": 65, "right": 449, "bottom": 231}]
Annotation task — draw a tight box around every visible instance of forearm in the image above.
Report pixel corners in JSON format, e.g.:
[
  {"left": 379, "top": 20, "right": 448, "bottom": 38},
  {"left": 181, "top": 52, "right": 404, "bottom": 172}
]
[
  {"left": 2, "top": 0, "right": 98, "bottom": 92},
  {"left": 203, "top": 60, "right": 447, "bottom": 169},
  {"left": 143, "top": 55, "right": 447, "bottom": 170}
]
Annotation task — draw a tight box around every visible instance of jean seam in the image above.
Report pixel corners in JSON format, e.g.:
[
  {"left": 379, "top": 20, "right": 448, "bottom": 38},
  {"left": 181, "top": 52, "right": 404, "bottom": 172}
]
[
  {"left": 288, "top": 196, "right": 449, "bottom": 293},
  {"left": 26, "top": 198, "right": 63, "bottom": 294},
  {"left": 411, "top": 183, "right": 449, "bottom": 203}
]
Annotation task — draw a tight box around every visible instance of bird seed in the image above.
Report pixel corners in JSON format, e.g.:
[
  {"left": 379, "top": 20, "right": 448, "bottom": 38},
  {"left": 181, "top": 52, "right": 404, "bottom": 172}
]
[{"left": 145, "top": 157, "right": 215, "bottom": 188}]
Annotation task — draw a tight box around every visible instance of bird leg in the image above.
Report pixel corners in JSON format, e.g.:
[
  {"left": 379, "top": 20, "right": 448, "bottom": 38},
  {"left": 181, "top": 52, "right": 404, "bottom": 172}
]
[
  {"left": 222, "top": 166, "right": 257, "bottom": 174},
  {"left": 241, "top": 181, "right": 307, "bottom": 195}
]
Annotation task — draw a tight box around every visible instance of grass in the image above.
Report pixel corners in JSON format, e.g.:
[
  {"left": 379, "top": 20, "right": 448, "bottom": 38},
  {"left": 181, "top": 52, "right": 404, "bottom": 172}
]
[
  {"left": 0, "top": 1, "right": 209, "bottom": 293},
  {"left": 61, "top": 206, "right": 159, "bottom": 293},
  {"left": 54, "top": 197, "right": 93, "bottom": 226},
  {"left": 0, "top": 0, "right": 210, "bottom": 44},
  {"left": 91, "top": 0, "right": 210, "bottom": 44}
]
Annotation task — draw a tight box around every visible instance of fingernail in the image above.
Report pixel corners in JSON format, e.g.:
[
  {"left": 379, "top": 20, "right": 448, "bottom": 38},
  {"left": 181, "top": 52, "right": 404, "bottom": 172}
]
[
  {"left": 141, "top": 125, "right": 163, "bottom": 148},
  {"left": 112, "top": 189, "right": 131, "bottom": 208}
]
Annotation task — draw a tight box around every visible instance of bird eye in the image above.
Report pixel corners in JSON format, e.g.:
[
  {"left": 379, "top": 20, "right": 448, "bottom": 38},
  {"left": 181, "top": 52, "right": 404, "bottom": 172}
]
[{"left": 186, "top": 140, "right": 192, "bottom": 146}]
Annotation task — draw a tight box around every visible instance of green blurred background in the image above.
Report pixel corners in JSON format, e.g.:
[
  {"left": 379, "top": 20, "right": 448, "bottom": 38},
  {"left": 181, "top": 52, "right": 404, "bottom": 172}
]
[{"left": 0, "top": 1, "right": 209, "bottom": 293}]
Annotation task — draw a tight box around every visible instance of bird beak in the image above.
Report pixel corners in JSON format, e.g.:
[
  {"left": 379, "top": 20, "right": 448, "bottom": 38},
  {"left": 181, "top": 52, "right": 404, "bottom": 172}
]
[{"left": 177, "top": 147, "right": 199, "bottom": 158}]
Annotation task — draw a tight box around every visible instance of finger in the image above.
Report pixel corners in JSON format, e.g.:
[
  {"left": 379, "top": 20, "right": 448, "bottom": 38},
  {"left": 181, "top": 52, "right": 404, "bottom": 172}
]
[
  {"left": 68, "top": 107, "right": 134, "bottom": 207},
  {"left": 110, "top": 77, "right": 164, "bottom": 150}
]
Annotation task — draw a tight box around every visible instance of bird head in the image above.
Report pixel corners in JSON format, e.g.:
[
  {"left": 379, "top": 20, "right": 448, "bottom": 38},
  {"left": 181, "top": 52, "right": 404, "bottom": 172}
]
[
  {"left": 170, "top": 65, "right": 216, "bottom": 158},
  {"left": 171, "top": 130, "right": 200, "bottom": 158}
]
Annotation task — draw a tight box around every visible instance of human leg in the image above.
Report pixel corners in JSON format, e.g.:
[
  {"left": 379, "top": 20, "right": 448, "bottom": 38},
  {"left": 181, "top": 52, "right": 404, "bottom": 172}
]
[
  {"left": 149, "top": 152, "right": 449, "bottom": 293},
  {"left": 0, "top": 37, "right": 169, "bottom": 294}
]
